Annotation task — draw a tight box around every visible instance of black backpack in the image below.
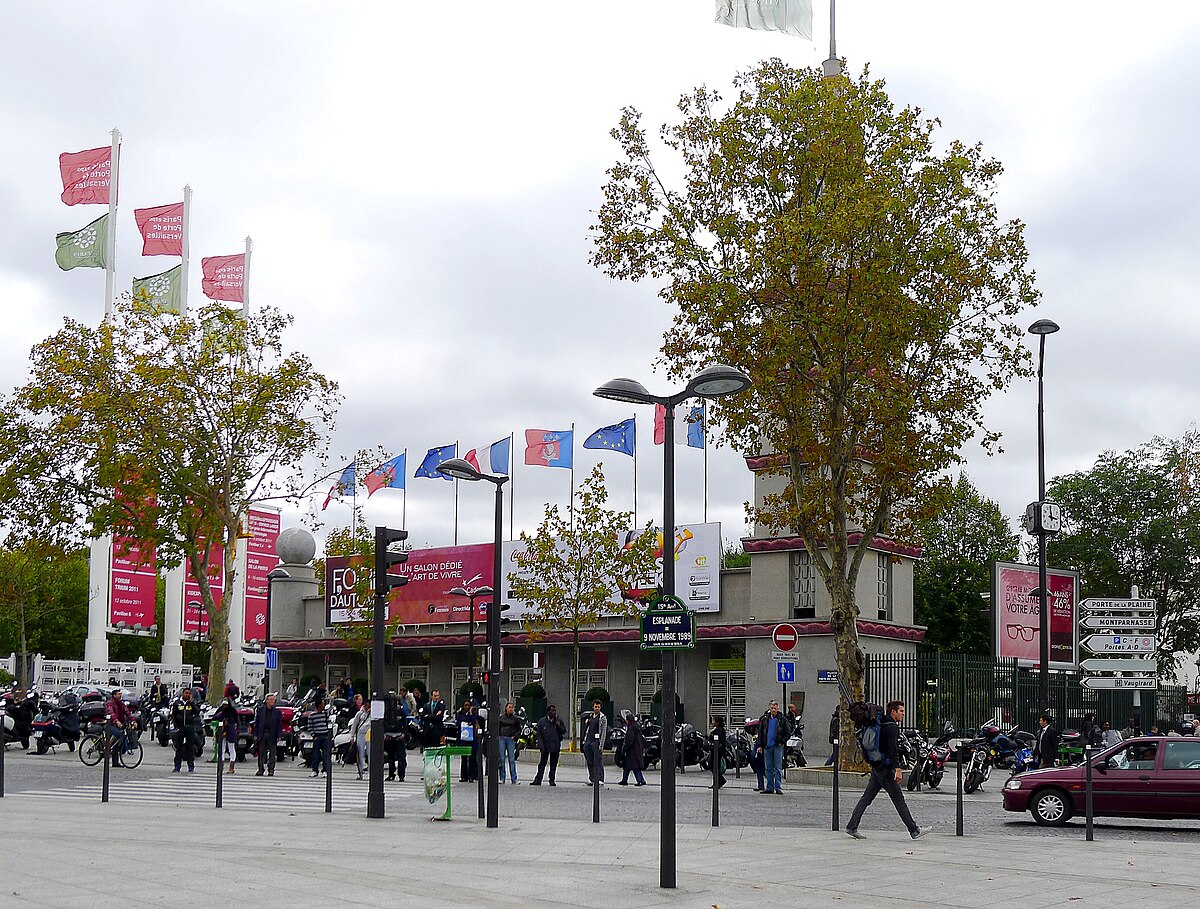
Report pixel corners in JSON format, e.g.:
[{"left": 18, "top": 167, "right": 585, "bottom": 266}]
[{"left": 844, "top": 697, "right": 885, "bottom": 766}]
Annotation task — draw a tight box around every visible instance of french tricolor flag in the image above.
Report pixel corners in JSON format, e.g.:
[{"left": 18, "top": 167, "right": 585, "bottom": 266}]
[{"left": 465, "top": 437, "right": 511, "bottom": 476}]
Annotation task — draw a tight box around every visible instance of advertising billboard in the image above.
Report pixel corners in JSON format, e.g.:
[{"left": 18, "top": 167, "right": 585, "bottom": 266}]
[
  {"left": 109, "top": 536, "right": 156, "bottom": 630},
  {"left": 992, "top": 560, "right": 1079, "bottom": 669},
  {"left": 243, "top": 506, "right": 281, "bottom": 641},
  {"left": 183, "top": 544, "right": 224, "bottom": 636}
]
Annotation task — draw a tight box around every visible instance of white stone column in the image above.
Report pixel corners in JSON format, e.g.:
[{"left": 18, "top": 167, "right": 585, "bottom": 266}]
[
  {"left": 84, "top": 536, "right": 111, "bottom": 663},
  {"left": 160, "top": 566, "right": 185, "bottom": 666}
]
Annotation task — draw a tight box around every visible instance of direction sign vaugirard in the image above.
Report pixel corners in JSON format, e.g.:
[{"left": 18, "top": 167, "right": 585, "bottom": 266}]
[
  {"left": 1080, "top": 614, "right": 1157, "bottom": 630},
  {"left": 1081, "top": 633, "right": 1155, "bottom": 654},
  {"left": 1080, "top": 676, "right": 1158, "bottom": 691}
]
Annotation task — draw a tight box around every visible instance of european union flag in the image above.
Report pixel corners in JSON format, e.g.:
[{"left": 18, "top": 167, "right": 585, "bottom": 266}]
[
  {"left": 415, "top": 444, "right": 456, "bottom": 481},
  {"left": 584, "top": 418, "right": 635, "bottom": 457}
]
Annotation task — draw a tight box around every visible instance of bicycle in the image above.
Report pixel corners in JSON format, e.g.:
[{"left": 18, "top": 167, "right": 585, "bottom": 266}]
[{"left": 78, "top": 726, "right": 144, "bottom": 769}]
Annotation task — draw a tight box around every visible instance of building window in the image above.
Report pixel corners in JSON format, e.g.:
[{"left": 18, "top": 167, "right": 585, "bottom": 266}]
[
  {"left": 791, "top": 550, "right": 817, "bottom": 619},
  {"left": 877, "top": 552, "right": 893, "bottom": 621}
]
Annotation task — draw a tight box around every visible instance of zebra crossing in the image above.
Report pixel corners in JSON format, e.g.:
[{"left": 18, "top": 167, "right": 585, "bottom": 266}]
[{"left": 12, "top": 769, "right": 424, "bottom": 814}]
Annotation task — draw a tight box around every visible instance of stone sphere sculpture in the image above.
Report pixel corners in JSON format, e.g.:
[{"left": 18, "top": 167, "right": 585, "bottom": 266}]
[{"left": 276, "top": 527, "right": 316, "bottom": 565}]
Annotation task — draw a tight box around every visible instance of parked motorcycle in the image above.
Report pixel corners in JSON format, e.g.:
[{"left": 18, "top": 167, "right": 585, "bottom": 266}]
[
  {"left": 907, "top": 724, "right": 954, "bottom": 790},
  {"left": 784, "top": 722, "right": 807, "bottom": 768},
  {"left": 962, "top": 734, "right": 998, "bottom": 793},
  {"left": 30, "top": 699, "right": 81, "bottom": 754}
]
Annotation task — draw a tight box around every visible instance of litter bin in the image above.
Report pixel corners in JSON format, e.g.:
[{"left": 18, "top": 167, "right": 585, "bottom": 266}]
[{"left": 423, "top": 745, "right": 473, "bottom": 820}]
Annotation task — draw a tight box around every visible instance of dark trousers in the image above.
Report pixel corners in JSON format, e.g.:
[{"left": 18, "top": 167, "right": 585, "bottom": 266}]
[
  {"left": 461, "top": 742, "right": 479, "bottom": 781},
  {"left": 583, "top": 742, "right": 604, "bottom": 783},
  {"left": 533, "top": 748, "right": 560, "bottom": 783},
  {"left": 385, "top": 737, "right": 406, "bottom": 779},
  {"left": 172, "top": 727, "right": 200, "bottom": 770},
  {"left": 310, "top": 735, "right": 330, "bottom": 772},
  {"left": 257, "top": 738, "right": 277, "bottom": 773},
  {"left": 847, "top": 766, "right": 919, "bottom": 835}
]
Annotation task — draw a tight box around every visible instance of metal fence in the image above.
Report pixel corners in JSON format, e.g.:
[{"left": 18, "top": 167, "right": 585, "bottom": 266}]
[{"left": 867, "top": 649, "right": 1189, "bottom": 735}]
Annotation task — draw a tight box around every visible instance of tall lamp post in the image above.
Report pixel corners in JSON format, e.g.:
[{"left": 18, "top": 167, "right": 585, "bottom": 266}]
[
  {"left": 1026, "top": 318, "right": 1060, "bottom": 716},
  {"left": 263, "top": 567, "right": 290, "bottom": 696},
  {"left": 450, "top": 583, "right": 493, "bottom": 820},
  {"left": 594, "top": 363, "right": 752, "bottom": 890},
  {"left": 438, "top": 458, "right": 508, "bottom": 830}
]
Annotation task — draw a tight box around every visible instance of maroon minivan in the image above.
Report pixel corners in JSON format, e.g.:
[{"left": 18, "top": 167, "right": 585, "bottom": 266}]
[{"left": 1002, "top": 736, "right": 1200, "bottom": 826}]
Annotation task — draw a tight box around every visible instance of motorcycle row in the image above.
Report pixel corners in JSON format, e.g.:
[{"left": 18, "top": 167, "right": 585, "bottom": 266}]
[
  {"left": 899, "top": 721, "right": 1041, "bottom": 794},
  {"left": 608, "top": 713, "right": 807, "bottom": 774}
]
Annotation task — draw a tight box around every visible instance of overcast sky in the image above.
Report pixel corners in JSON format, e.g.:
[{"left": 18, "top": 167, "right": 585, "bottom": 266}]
[{"left": 3, "top": 1, "right": 1199, "bottom": 565}]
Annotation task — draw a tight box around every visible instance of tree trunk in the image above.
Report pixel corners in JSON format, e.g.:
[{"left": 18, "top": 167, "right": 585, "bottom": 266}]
[
  {"left": 17, "top": 596, "right": 28, "bottom": 689},
  {"left": 570, "top": 630, "right": 580, "bottom": 751}
]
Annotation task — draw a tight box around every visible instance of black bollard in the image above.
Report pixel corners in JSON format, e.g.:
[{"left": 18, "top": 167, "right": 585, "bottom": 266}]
[
  {"left": 593, "top": 766, "right": 601, "bottom": 823},
  {"left": 955, "top": 743, "right": 964, "bottom": 837},
  {"left": 1085, "top": 746, "right": 1094, "bottom": 842},
  {"left": 831, "top": 738, "right": 839, "bottom": 831},
  {"left": 325, "top": 737, "right": 333, "bottom": 813},
  {"left": 711, "top": 734, "right": 720, "bottom": 828},
  {"left": 0, "top": 727, "right": 6, "bottom": 798},
  {"left": 215, "top": 731, "right": 224, "bottom": 808},
  {"left": 478, "top": 743, "right": 485, "bottom": 820},
  {"left": 101, "top": 735, "right": 111, "bottom": 804}
]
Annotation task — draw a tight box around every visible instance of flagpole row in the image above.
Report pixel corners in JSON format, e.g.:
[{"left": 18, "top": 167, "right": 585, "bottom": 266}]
[
  {"left": 103, "top": 128, "right": 121, "bottom": 320},
  {"left": 242, "top": 236, "right": 252, "bottom": 319},
  {"left": 180, "top": 184, "right": 192, "bottom": 317}
]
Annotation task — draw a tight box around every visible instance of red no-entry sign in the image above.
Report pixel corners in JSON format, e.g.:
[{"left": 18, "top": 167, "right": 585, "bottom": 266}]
[{"left": 773, "top": 623, "right": 799, "bottom": 652}]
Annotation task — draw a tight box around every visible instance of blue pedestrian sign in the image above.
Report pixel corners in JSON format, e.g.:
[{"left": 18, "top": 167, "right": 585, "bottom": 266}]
[
  {"left": 776, "top": 661, "right": 795, "bottom": 683},
  {"left": 265, "top": 646, "right": 278, "bottom": 670}
]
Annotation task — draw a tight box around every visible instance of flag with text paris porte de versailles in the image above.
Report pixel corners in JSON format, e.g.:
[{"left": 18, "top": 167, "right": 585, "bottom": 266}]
[{"left": 524, "top": 429, "right": 573, "bottom": 469}]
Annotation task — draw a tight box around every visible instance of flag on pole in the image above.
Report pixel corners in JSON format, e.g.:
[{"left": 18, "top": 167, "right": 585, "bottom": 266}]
[
  {"left": 584, "top": 418, "right": 636, "bottom": 457},
  {"left": 321, "top": 462, "right": 356, "bottom": 510},
  {"left": 714, "top": 0, "right": 813, "bottom": 39},
  {"left": 365, "top": 453, "right": 406, "bottom": 496},
  {"left": 200, "top": 254, "right": 246, "bottom": 302},
  {"left": 415, "top": 444, "right": 457, "bottom": 481},
  {"left": 59, "top": 146, "right": 113, "bottom": 206},
  {"left": 524, "top": 429, "right": 573, "bottom": 469},
  {"left": 465, "top": 437, "right": 511, "bottom": 475},
  {"left": 54, "top": 214, "right": 109, "bottom": 270},
  {"left": 131, "top": 265, "right": 183, "bottom": 315},
  {"left": 686, "top": 404, "right": 705, "bottom": 449},
  {"left": 133, "top": 202, "right": 185, "bottom": 256}
]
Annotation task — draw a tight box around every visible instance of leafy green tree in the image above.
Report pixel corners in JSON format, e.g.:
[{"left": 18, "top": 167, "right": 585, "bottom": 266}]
[
  {"left": 508, "top": 466, "right": 658, "bottom": 741},
  {"left": 591, "top": 60, "right": 1038, "bottom": 713},
  {"left": 1048, "top": 432, "right": 1200, "bottom": 675},
  {"left": 8, "top": 304, "right": 339, "bottom": 702},
  {"left": 0, "top": 544, "right": 88, "bottom": 680},
  {"left": 913, "top": 474, "right": 1019, "bottom": 653}
]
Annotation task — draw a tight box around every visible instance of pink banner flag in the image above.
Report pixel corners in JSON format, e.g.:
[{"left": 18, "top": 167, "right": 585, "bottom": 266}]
[
  {"left": 200, "top": 254, "right": 245, "bottom": 302},
  {"left": 243, "top": 507, "right": 281, "bottom": 644},
  {"left": 59, "top": 146, "right": 113, "bottom": 206},
  {"left": 133, "top": 202, "right": 184, "bottom": 256}
]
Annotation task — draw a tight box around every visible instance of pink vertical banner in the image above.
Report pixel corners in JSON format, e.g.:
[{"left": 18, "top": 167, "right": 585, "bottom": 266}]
[
  {"left": 110, "top": 537, "right": 156, "bottom": 629},
  {"left": 243, "top": 507, "right": 281, "bottom": 642},
  {"left": 183, "top": 544, "right": 224, "bottom": 636}
]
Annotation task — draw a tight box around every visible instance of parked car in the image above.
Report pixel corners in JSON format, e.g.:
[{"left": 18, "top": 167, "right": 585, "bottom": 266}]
[{"left": 1003, "top": 736, "right": 1200, "bottom": 826}]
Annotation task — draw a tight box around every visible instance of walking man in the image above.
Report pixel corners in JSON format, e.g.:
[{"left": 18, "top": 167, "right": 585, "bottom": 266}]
[
  {"left": 254, "top": 693, "right": 283, "bottom": 776},
  {"left": 149, "top": 675, "right": 169, "bottom": 709},
  {"left": 1033, "top": 713, "right": 1060, "bottom": 769},
  {"left": 308, "top": 697, "right": 332, "bottom": 777},
  {"left": 530, "top": 705, "right": 566, "bottom": 786},
  {"left": 582, "top": 700, "right": 608, "bottom": 786},
  {"left": 170, "top": 687, "right": 201, "bottom": 773},
  {"left": 757, "top": 700, "right": 791, "bottom": 794},
  {"left": 845, "top": 700, "right": 930, "bottom": 840}
]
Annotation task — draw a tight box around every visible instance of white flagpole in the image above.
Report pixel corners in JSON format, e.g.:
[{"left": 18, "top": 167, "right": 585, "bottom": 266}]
[
  {"left": 180, "top": 184, "right": 192, "bottom": 317},
  {"left": 703, "top": 402, "right": 709, "bottom": 524},
  {"left": 569, "top": 423, "right": 575, "bottom": 530},
  {"left": 103, "top": 127, "right": 121, "bottom": 320},
  {"left": 632, "top": 414, "right": 639, "bottom": 529},
  {"left": 453, "top": 440, "right": 460, "bottom": 546},
  {"left": 402, "top": 447, "right": 408, "bottom": 531},
  {"left": 822, "top": 0, "right": 843, "bottom": 77},
  {"left": 242, "top": 235, "right": 252, "bottom": 318},
  {"left": 508, "top": 432, "right": 515, "bottom": 541}
]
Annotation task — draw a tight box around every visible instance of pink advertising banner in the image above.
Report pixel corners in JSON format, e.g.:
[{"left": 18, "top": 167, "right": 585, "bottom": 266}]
[
  {"left": 109, "top": 536, "right": 156, "bottom": 629},
  {"left": 992, "top": 561, "right": 1079, "bottom": 669},
  {"left": 183, "top": 545, "right": 224, "bottom": 636},
  {"left": 243, "top": 507, "right": 281, "bottom": 642},
  {"left": 325, "top": 543, "right": 494, "bottom": 626}
]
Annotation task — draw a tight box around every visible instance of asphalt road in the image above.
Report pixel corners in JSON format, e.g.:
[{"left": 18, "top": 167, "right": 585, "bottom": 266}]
[{"left": 5, "top": 740, "right": 1200, "bottom": 844}]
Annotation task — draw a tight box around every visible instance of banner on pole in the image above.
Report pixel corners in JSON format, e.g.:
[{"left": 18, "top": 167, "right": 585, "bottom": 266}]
[
  {"left": 243, "top": 507, "right": 281, "bottom": 643},
  {"left": 200, "top": 253, "right": 246, "bottom": 303},
  {"left": 134, "top": 202, "right": 185, "bottom": 256},
  {"left": 109, "top": 536, "right": 156, "bottom": 632},
  {"left": 59, "top": 146, "right": 113, "bottom": 206}
]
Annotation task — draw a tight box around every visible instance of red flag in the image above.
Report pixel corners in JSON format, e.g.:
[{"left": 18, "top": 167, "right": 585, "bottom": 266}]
[
  {"left": 59, "top": 146, "right": 113, "bottom": 206},
  {"left": 133, "top": 202, "right": 184, "bottom": 256},
  {"left": 200, "top": 254, "right": 245, "bottom": 303}
]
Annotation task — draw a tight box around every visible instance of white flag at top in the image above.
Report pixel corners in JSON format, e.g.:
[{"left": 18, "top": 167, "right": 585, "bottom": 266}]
[{"left": 715, "top": 0, "right": 813, "bottom": 39}]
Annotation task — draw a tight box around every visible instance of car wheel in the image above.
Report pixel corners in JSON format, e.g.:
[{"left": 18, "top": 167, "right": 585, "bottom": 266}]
[{"left": 1031, "top": 788, "right": 1072, "bottom": 827}]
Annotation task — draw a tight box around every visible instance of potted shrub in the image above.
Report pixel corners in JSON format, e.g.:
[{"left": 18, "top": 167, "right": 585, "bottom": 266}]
[
  {"left": 650, "top": 689, "right": 684, "bottom": 724},
  {"left": 516, "top": 681, "right": 547, "bottom": 723}
]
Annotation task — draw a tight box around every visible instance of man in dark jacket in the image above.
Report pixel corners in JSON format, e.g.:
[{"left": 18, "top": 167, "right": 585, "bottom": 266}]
[
  {"left": 1033, "top": 713, "right": 1060, "bottom": 769},
  {"left": 422, "top": 689, "right": 447, "bottom": 749},
  {"left": 846, "top": 701, "right": 930, "bottom": 840},
  {"left": 254, "top": 693, "right": 283, "bottom": 776},
  {"left": 825, "top": 707, "right": 840, "bottom": 766},
  {"left": 757, "top": 701, "right": 792, "bottom": 794},
  {"left": 148, "top": 675, "right": 169, "bottom": 709},
  {"left": 530, "top": 705, "right": 567, "bottom": 786},
  {"left": 170, "top": 687, "right": 202, "bottom": 772}
]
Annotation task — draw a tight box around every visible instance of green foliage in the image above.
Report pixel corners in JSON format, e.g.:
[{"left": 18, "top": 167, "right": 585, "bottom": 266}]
[
  {"left": 722, "top": 544, "right": 751, "bottom": 569},
  {"left": 1047, "top": 432, "right": 1200, "bottom": 674},
  {"left": 6, "top": 304, "right": 340, "bottom": 703},
  {"left": 582, "top": 686, "right": 610, "bottom": 703},
  {"left": 403, "top": 678, "right": 427, "bottom": 697},
  {"left": 457, "top": 681, "right": 484, "bottom": 705},
  {"left": 0, "top": 668, "right": 13, "bottom": 685},
  {"left": 591, "top": 60, "right": 1037, "bottom": 704},
  {"left": 518, "top": 681, "right": 546, "bottom": 699},
  {"left": 914, "top": 474, "right": 1019, "bottom": 654},
  {"left": 0, "top": 544, "right": 88, "bottom": 660}
]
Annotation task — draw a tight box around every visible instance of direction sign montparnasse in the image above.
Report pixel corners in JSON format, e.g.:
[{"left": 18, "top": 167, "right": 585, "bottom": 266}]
[
  {"left": 1081, "top": 634, "right": 1155, "bottom": 654},
  {"left": 1080, "top": 614, "right": 1156, "bottom": 630},
  {"left": 1080, "top": 676, "right": 1158, "bottom": 691},
  {"left": 1079, "top": 658, "right": 1158, "bottom": 673},
  {"left": 1080, "top": 597, "right": 1157, "bottom": 612}
]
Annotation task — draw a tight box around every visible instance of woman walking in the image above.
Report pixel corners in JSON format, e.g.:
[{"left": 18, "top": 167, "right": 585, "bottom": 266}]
[
  {"left": 618, "top": 712, "right": 647, "bottom": 786},
  {"left": 350, "top": 694, "right": 370, "bottom": 780},
  {"left": 215, "top": 698, "right": 239, "bottom": 774}
]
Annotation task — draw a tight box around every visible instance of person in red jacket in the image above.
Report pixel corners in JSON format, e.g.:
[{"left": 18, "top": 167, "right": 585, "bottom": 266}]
[{"left": 105, "top": 689, "right": 133, "bottom": 766}]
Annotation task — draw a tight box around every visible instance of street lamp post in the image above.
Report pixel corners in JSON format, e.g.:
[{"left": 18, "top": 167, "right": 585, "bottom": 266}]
[
  {"left": 264, "top": 567, "right": 290, "bottom": 697},
  {"left": 450, "top": 583, "right": 493, "bottom": 820},
  {"left": 1027, "top": 319, "right": 1060, "bottom": 716},
  {"left": 594, "top": 364, "right": 752, "bottom": 890},
  {"left": 438, "top": 458, "right": 508, "bottom": 830}
]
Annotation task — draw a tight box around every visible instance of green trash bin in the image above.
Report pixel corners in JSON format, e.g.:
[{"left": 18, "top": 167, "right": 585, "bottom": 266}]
[{"left": 424, "top": 745, "right": 473, "bottom": 820}]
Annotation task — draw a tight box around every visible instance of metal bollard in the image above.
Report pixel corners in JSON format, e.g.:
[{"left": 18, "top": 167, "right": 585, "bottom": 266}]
[
  {"left": 0, "top": 727, "right": 6, "bottom": 797},
  {"left": 711, "top": 734, "right": 721, "bottom": 828},
  {"left": 593, "top": 768, "right": 601, "bottom": 823},
  {"left": 1085, "top": 746, "right": 1094, "bottom": 842},
  {"left": 831, "top": 738, "right": 839, "bottom": 831},
  {"left": 215, "top": 731, "right": 224, "bottom": 808},
  {"left": 325, "top": 738, "right": 333, "bottom": 813},
  {"left": 955, "top": 743, "right": 964, "bottom": 836},
  {"left": 102, "top": 735, "right": 111, "bottom": 804},
  {"left": 478, "top": 744, "right": 485, "bottom": 820}
]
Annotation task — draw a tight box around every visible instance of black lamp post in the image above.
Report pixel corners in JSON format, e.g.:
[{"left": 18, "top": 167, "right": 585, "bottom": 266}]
[
  {"left": 593, "top": 363, "right": 752, "bottom": 890},
  {"left": 264, "top": 567, "right": 290, "bottom": 696},
  {"left": 450, "top": 583, "right": 493, "bottom": 820},
  {"left": 438, "top": 457, "right": 508, "bottom": 830},
  {"left": 1027, "top": 318, "right": 1060, "bottom": 715}
]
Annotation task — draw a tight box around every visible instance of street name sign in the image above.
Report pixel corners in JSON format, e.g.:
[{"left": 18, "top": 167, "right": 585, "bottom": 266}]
[
  {"left": 1081, "top": 634, "right": 1155, "bottom": 654},
  {"left": 1080, "top": 658, "right": 1159, "bottom": 673},
  {"left": 1080, "top": 615, "right": 1156, "bottom": 630},
  {"left": 1080, "top": 676, "right": 1158, "bottom": 691},
  {"left": 639, "top": 595, "right": 696, "bottom": 651},
  {"left": 1080, "top": 598, "right": 1156, "bottom": 612}
]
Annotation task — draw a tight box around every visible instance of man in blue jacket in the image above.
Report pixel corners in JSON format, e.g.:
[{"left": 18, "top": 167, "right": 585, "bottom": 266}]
[
  {"left": 757, "top": 701, "right": 792, "bottom": 794},
  {"left": 846, "top": 701, "right": 930, "bottom": 840}
]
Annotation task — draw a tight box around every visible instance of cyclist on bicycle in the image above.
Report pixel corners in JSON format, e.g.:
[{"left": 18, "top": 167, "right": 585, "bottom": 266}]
[{"left": 105, "top": 688, "right": 133, "bottom": 766}]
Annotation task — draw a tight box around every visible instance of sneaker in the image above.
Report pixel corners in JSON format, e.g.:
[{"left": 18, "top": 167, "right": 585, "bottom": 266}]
[
  {"left": 512, "top": 780, "right": 519, "bottom": 785},
  {"left": 311, "top": 771, "right": 320, "bottom": 778},
  {"left": 268, "top": 771, "right": 274, "bottom": 777},
  {"left": 187, "top": 766, "right": 195, "bottom": 773},
  {"left": 530, "top": 780, "right": 542, "bottom": 786},
  {"left": 617, "top": 781, "right": 629, "bottom": 786},
  {"left": 911, "top": 827, "right": 932, "bottom": 840},
  {"left": 548, "top": 781, "right": 556, "bottom": 787},
  {"left": 634, "top": 782, "right": 646, "bottom": 787},
  {"left": 172, "top": 767, "right": 181, "bottom": 773},
  {"left": 845, "top": 829, "right": 865, "bottom": 840},
  {"left": 255, "top": 770, "right": 265, "bottom": 776}
]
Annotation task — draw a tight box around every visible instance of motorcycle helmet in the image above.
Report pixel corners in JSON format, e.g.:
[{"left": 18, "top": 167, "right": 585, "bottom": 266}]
[{"left": 980, "top": 723, "right": 1001, "bottom": 738}]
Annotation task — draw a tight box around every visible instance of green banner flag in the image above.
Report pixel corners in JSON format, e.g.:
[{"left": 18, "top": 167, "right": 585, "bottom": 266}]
[
  {"left": 132, "top": 264, "right": 183, "bottom": 315},
  {"left": 54, "top": 214, "right": 109, "bottom": 270}
]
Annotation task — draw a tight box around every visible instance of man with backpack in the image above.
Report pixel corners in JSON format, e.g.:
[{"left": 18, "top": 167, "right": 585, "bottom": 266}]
[{"left": 845, "top": 700, "right": 930, "bottom": 840}]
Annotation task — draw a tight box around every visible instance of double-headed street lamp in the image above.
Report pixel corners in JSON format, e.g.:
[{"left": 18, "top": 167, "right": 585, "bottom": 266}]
[
  {"left": 437, "top": 457, "right": 508, "bottom": 830},
  {"left": 594, "top": 363, "right": 752, "bottom": 890}
]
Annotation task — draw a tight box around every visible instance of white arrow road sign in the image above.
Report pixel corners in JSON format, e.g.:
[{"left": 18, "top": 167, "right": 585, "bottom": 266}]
[
  {"left": 1080, "top": 615, "right": 1157, "bottom": 630},
  {"left": 1081, "top": 634, "right": 1155, "bottom": 654},
  {"left": 1080, "top": 598, "right": 1157, "bottom": 612},
  {"left": 1080, "top": 676, "right": 1158, "bottom": 690},
  {"left": 1080, "top": 658, "right": 1159, "bottom": 673}
]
